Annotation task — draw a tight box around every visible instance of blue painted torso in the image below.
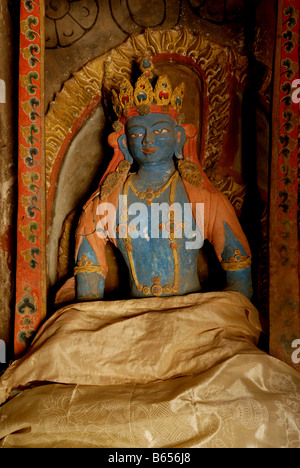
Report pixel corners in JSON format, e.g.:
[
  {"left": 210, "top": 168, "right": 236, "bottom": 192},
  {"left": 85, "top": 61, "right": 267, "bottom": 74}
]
[{"left": 116, "top": 173, "right": 202, "bottom": 297}]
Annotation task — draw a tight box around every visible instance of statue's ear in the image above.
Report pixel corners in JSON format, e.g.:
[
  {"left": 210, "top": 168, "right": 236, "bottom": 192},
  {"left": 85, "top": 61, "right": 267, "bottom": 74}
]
[
  {"left": 175, "top": 125, "right": 186, "bottom": 160},
  {"left": 118, "top": 135, "right": 133, "bottom": 164}
]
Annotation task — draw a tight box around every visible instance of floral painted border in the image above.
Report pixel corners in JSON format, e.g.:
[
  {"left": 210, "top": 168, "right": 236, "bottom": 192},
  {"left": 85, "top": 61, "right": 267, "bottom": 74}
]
[
  {"left": 270, "top": 0, "right": 300, "bottom": 370},
  {"left": 15, "top": 0, "right": 45, "bottom": 357}
]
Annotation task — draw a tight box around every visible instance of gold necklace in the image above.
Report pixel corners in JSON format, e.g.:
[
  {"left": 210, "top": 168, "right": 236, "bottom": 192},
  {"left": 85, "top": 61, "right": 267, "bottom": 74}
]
[
  {"left": 118, "top": 171, "right": 180, "bottom": 297},
  {"left": 128, "top": 171, "right": 178, "bottom": 206}
]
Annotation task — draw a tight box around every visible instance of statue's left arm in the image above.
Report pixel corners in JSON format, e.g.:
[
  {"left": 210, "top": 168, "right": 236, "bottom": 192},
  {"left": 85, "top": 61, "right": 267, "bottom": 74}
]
[
  {"left": 74, "top": 195, "right": 110, "bottom": 301},
  {"left": 220, "top": 222, "right": 253, "bottom": 299},
  {"left": 203, "top": 190, "right": 253, "bottom": 300}
]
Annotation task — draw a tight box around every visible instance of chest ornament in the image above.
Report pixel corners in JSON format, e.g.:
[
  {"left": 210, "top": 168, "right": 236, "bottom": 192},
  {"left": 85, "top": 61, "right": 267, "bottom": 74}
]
[{"left": 128, "top": 171, "right": 178, "bottom": 206}]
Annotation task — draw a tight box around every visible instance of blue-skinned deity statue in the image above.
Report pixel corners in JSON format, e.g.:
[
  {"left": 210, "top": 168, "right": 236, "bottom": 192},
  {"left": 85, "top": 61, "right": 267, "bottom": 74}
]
[{"left": 75, "top": 58, "right": 253, "bottom": 301}]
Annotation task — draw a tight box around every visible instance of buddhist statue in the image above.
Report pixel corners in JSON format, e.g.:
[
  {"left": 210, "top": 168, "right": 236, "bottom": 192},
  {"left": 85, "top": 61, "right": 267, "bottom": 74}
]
[{"left": 74, "top": 57, "right": 253, "bottom": 302}]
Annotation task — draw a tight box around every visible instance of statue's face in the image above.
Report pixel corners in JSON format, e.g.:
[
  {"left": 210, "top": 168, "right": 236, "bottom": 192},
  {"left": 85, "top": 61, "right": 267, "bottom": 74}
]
[{"left": 123, "top": 113, "right": 184, "bottom": 166}]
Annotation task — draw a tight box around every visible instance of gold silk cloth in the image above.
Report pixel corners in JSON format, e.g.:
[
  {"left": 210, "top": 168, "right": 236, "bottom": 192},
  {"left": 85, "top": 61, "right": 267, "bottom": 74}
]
[{"left": 0, "top": 292, "right": 300, "bottom": 448}]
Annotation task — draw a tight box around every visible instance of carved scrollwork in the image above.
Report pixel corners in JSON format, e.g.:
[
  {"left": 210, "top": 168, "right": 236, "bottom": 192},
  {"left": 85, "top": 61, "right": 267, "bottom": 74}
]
[{"left": 213, "top": 175, "right": 247, "bottom": 215}]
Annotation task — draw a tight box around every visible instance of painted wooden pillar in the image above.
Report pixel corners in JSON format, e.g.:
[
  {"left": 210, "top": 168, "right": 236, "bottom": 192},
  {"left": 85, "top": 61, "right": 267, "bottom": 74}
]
[
  {"left": 15, "top": 0, "right": 46, "bottom": 357},
  {"left": 0, "top": 0, "right": 15, "bottom": 358},
  {"left": 270, "top": 0, "right": 300, "bottom": 371}
]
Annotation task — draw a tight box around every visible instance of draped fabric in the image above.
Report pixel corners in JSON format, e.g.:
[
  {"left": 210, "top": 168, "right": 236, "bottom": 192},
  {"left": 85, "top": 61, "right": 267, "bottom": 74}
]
[{"left": 0, "top": 292, "right": 299, "bottom": 448}]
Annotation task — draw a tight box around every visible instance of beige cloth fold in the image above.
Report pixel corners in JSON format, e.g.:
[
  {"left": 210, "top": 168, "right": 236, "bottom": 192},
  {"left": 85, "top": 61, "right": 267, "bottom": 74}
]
[{"left": 0, "top": 292, "right": 300, "bottom": 448}]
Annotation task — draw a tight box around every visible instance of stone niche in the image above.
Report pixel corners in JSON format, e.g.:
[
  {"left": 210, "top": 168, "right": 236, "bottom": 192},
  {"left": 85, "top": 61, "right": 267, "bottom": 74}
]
[
  {"left": 0, "top": 0, "right": 277, "bottom": 356},
  {"left": 44, "top": 1, "right": 276, "bottom": 313}
]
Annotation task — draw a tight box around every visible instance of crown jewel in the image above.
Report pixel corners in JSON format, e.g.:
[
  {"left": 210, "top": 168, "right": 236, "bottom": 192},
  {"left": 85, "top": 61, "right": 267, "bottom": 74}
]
[{"left": 112, "top": 57, "right": 185, "bottom": 125}]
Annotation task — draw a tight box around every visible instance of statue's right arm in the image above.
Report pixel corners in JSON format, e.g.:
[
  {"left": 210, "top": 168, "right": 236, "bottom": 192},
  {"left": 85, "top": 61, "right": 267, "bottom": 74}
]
[{"left": 75, "top": 237, "right": 105, "bottom": 301}]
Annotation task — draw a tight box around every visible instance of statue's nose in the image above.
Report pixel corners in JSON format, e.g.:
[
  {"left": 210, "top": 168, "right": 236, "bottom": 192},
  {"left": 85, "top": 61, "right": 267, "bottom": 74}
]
[{"left": 143, "top": 128, "right": 154, "bottom": 145}]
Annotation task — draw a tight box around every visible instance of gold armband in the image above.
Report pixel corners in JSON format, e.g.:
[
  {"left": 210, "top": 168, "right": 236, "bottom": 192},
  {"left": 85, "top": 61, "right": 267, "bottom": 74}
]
[
  {"left": 74, "top": 254, "right": 104, "bottom": 276},
  {"left": 74, "top": 265, "right": 104, "bottom": 276},
  {"left": 221, "top": 249, "right": 252, "bottom": 272}
]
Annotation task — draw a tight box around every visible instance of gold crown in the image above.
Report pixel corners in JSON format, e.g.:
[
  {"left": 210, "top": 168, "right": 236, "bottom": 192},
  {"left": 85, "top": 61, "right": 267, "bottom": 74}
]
[{"left": 112, "top": 57, "right": 185, "bottom": 125}]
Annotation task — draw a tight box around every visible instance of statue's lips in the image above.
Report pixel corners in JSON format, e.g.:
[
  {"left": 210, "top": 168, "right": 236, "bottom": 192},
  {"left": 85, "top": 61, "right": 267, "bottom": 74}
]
[{"left": 142, "top": 147, "right": 158, "bottom": 154}]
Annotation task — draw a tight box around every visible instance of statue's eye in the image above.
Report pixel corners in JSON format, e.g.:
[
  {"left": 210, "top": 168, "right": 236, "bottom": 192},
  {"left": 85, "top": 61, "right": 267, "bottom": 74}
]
[
  {"left": 130, "top": 132, "right": 143, "bottom": 138},
  {"left": 153, "top": 129, "right": 169, "bottom": 134}
]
